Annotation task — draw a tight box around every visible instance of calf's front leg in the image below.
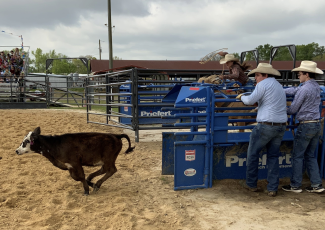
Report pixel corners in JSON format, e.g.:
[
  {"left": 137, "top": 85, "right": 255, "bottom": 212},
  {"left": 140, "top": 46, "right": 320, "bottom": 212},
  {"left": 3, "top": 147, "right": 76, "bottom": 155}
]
[
  {"left": 46, "top": 155, "right": 68, "bottom": 170},
  {"left": 52, "top": 159, "right": 69, "bottom": 170},
  {"left": 66, "top": 164, "right": 89, "bottom": 196}
]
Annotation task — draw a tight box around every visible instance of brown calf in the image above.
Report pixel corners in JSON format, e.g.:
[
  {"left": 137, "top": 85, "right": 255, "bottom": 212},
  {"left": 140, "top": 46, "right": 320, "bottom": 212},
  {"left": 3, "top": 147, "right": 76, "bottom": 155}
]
[{"left": 16, "top": 127, "right": 135, "bottom": 195}]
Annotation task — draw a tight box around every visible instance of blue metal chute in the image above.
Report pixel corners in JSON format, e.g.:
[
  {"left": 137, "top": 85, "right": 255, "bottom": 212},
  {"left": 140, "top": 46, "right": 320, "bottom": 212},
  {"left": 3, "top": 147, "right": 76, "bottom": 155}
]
[
  {"left": 119, "top": 80, "right": 185, "bottom": 124},
  {"left": 175, "top": 86, "right": 209, "bottom": 106},
  {"left": 162, "top": 84, "right": 325, "bottom": 190},
  {"left": 161, "top": 84, "right": 184, "bottom": 103},
  {"left": 172, "top": 86, "right": 213, "bottom": 190}
]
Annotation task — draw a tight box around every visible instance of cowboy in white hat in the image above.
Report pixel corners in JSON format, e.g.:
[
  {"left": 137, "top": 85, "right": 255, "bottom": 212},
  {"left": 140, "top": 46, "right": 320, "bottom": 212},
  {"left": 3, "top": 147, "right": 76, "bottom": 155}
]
[
  {"left": 219, "top": 54, "right": 251, "bottom": 86},
  {"left": 282, "top": 61, "right": 325, "bottom": 193},
  {"left": 236, "top": 63, "right": 287, "bottom": 197}
]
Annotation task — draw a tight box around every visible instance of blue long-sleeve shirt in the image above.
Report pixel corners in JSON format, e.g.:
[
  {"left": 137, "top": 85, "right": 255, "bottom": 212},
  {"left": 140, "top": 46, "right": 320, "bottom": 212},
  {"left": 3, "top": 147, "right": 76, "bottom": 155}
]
[
  {"left": 241, "top": 77, "right": 287, "bottom": 123},
  {"left": 285, "top": 79, "right": 320, "bottom": 122}
]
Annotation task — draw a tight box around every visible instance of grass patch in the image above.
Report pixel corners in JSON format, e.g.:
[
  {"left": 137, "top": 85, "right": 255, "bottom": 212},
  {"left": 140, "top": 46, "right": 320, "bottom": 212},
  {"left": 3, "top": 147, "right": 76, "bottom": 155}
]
[
  {"left": 160, "top": 176, "right": 171, "bottom": 184},
  {"left": 70, "top": 87, "right": 85, "bottom": 93}
]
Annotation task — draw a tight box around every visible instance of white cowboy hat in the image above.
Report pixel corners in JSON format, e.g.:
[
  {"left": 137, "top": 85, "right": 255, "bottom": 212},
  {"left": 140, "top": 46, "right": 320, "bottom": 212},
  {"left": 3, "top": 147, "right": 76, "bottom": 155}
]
[
  {"left": 247, "top": 63, "right": 281, "bottom": 76},
  {"left": 220, "top": 54, "right": 239, "bottom": 64},
  {"left": 291, "top": 61, "right": 324, "bottom": 74}
]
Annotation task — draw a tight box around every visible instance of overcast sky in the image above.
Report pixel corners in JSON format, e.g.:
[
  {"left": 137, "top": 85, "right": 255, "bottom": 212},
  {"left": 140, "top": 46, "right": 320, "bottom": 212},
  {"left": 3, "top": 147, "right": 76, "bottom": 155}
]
[{"left": 1, "top": 0, "right": 325, "bottom": 60}]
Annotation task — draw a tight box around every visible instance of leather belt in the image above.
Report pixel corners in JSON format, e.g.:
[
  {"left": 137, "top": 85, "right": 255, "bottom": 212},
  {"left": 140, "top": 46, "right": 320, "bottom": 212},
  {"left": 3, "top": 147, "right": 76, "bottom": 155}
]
[
  {"left": 299, "top": 120, "right": 319, "bottom": 124},
  {"left": 258, "top": 122, "right": 286, "bottom": 126}
]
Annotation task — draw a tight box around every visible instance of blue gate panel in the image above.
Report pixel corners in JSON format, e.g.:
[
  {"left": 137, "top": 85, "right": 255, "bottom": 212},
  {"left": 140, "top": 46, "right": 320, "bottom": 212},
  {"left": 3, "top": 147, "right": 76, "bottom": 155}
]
[
  {"left": 174, "top": 144, "right": 206, "bottom": 190},
  {"left": 119, "top": 106, "right": 132, "bottom": 124},
  {"left": 120, "top": 106, "right": 179, "bottom": 124},
  {"left": 213, "top": 141, "right": 293, "bottom": 180},
  {"left": 223, "top": 130, "right": 294, "bottom": 144},
  {"left": 213, "top": 116, "right": 229, "bottom": 143},
  {"left": 162, "top": 133, "right": 295, "bottom": 180},
  {"left": 175, "top": 86, "right": 208, "bottom": 106},
  {"left": 162, "top": 85, "right": 183, "bottom": 103},
  {"left": 162, "top": 133, "right": 193, "bottom": 175},
  {"left": 138, "top": 106, "right": 179, "bottom": 124}
]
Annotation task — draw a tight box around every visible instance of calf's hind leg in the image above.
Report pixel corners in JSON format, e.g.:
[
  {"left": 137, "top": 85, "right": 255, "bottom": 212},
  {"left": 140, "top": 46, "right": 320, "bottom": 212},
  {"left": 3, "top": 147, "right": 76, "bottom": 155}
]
[
  {"left": 93, "top": 165, "right": 117, "bottom": 192},
  {"left": 67, "top": 164, "right": 89, "bottom": 196},
  {"left": 86, "top": 166, "right": 106, "bottom": 188}
]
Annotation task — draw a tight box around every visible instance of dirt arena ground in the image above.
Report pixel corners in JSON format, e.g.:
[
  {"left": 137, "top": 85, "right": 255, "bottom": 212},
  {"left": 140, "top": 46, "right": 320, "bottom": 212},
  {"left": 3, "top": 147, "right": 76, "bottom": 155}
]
[{"left": 1, "top": 109, "right": 325, "bottom": 230}]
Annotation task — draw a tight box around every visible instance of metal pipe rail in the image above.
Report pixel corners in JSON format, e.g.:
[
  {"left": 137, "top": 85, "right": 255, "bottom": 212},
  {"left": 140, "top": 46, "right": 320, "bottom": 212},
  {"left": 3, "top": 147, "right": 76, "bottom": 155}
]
[
  {"left": 86, "top": 70, "right": 133, "bottom": 79},
  {"left": 86, "top": 67, "right": 325, "bottom": 142}
]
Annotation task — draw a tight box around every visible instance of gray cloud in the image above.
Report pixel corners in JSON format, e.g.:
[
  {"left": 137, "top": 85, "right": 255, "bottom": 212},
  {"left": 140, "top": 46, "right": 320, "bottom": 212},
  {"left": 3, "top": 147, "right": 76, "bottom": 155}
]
[
  {"left": 1, "top": 0, "right": 325, "bottom": 61},
  {"left": 1, "top": 0, "right": 150, "bottom": 29}
]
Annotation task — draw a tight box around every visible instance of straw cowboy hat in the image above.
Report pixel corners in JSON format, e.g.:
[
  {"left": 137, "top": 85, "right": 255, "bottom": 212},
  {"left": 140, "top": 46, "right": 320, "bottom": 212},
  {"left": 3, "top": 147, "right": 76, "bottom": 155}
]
[
  {"left": 220, "top": 54, "right": 239, "bottom": 64},
  {"left": 247, "top": 63, "right": 281, "bottom": 76},
  {"left": 291, "top": 61, "right": 324, "bottom": 74}
]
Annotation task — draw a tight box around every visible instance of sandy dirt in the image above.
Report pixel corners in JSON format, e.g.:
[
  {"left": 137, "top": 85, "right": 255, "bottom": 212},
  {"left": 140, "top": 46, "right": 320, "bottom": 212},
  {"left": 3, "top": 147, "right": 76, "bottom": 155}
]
[{"left": 1, "top": 109, "right": 325, "bottom": 230}]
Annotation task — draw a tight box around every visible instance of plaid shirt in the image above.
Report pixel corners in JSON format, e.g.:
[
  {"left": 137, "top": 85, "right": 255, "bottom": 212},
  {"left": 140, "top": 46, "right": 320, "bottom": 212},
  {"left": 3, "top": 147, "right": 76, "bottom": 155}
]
[
  {"left": 224, "top": 63, "right": 249, "bottom": 85},
  {"left": 285, "top": 79, "right": 321, "bottom": 121}
]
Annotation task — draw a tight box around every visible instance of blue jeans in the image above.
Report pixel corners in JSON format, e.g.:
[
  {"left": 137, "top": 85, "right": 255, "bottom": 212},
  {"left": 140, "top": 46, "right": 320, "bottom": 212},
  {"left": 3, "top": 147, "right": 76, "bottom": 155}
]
[
  {"left": 290, "top": 122, "right": 322, "bottom": 188},
  {"left": 246, "top": 124, "right": 286, "bottom": 191}
]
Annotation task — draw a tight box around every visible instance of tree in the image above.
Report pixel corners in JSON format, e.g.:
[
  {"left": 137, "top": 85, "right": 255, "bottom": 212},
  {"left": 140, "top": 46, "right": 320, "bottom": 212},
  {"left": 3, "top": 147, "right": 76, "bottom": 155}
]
[
  {"left": 313, "top": 55, "right": 325, "bottom": 61},
  {"left": 255, "top": 44, "right": 273, "bottom": 61},
  {"left": 233, "top": 53, "right": 240, "bottom": 59},
  {"left": 31, "top": 48, "right": 47, "bottom": 73},
  {"left": 242, "top": 52, "right": 255, "bottom": 62},
  {"left": 51, "top": 55, "right": 77, "bottom": 74},
  {"left": 240, "top": 43, "right": 325, "bottom": 62},
  {"left": 297, "top": 42, "right": 325, "bottom": 61},
  {"left": 29, "top": 48, "right": 97, "bottom": 74},
  {"left": 113, "top": 56, "right": 122, "bottom": 60},
  {"left": 236, "top": 52, "right": 259, "bottom": 62},
  {"left": 30, "top": 48, "right": 61, "bottom": 73},
  {"left": 72, "top": 55, "right": 97, "bottom": 74}
]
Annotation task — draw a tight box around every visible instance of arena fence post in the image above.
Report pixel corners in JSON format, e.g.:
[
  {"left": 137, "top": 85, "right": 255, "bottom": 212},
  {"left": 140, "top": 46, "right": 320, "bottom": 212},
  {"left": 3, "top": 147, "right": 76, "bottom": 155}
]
[
  {"left": 66, "top": 77, "right": 69, "bottom": 104},
  {"left": 45, "top": 73, "right": 48, "bottom": 107},
  {"left": 132, "top": 68, "right": 139, "bottom": 142},
  {"left": 105, "top": 73, "right": 110, "bottom": 124},
  {"left": 9, "top": 76, "right": 13, "bottom": 102},
  {"left": 86, "top": 76, "right": 89, "bottom": 122}
]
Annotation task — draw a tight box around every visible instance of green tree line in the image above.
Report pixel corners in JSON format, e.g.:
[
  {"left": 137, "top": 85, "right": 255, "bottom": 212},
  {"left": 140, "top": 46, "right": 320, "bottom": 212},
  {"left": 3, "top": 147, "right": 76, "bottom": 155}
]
[
  {"left": 27, "top": 48, "right": 123, "bottom": 74},
  {"left": 237, "top": 42, "right": 325, "bottom": 62},
  {"left": 28, "top": 48, "right": 97, "bottom": 74}
]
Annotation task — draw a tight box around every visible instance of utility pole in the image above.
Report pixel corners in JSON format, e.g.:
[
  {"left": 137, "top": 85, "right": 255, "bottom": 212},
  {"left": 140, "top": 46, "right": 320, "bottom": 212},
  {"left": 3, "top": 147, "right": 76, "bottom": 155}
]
[
  {"left": 107, "top": 0, "right": 113, "bottom": 70},
  {"left": 99, "top": 39, "right": 102, "bottom": 60}
]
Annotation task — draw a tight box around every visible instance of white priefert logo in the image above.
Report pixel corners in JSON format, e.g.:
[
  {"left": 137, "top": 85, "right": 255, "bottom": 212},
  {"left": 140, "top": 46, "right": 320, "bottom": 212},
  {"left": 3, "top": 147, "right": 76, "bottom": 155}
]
[
  {"left": 185, "top": 97, "right": 206, "bottom": 103},
  {"left": 226, "top": 154, "right": 292, "bottom": 169},
  {"left": 141, "top": 111, "right": 172, "bottom": 116},
  {"left": 184, "top": 168, "right": 196, "bottom": 176}
]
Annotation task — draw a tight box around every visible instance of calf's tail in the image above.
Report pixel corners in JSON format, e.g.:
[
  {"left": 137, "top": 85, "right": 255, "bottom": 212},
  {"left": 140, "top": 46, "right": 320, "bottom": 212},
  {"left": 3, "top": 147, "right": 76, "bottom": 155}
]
[{"left": 116, "top": 134, "right": 135, "bottom": 154}]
